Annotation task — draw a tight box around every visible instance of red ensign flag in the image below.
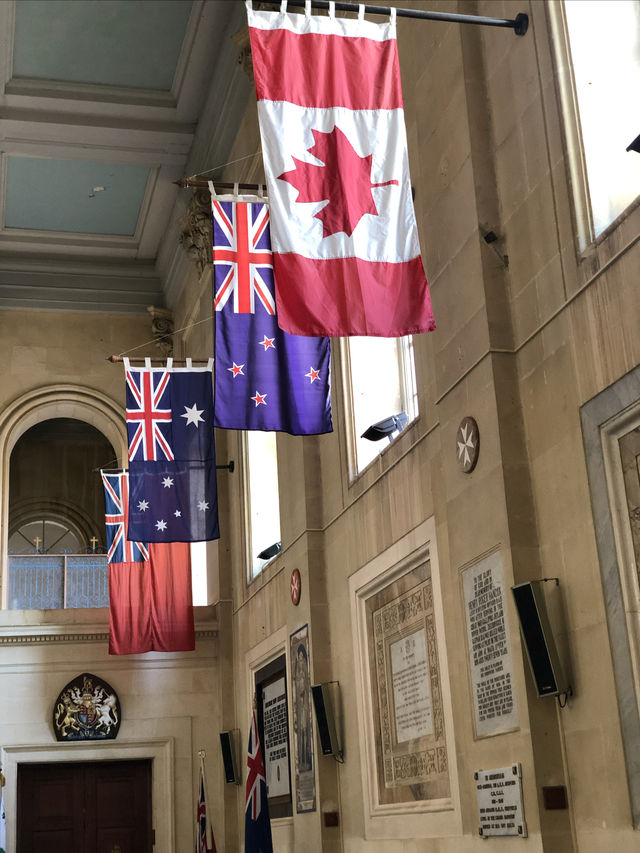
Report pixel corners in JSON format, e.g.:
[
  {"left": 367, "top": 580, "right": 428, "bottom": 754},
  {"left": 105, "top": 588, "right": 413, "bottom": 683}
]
[{"left": 247, "top": 0, "right": 435, "bottom": 338}]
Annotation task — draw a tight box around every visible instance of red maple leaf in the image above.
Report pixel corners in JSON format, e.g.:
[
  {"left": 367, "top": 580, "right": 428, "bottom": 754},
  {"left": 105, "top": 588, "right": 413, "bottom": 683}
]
[{"left": 278, "top": 126, "right": 398, "bottom": 238}]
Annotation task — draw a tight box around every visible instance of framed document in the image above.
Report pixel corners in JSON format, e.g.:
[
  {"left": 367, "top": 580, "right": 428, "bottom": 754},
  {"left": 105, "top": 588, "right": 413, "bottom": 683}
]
[
  {"left": 255, "top": 654, "right": 292, "bottom": 818},
  {"left": 289, "top": 624, "right": 316, "bottom": 813}
]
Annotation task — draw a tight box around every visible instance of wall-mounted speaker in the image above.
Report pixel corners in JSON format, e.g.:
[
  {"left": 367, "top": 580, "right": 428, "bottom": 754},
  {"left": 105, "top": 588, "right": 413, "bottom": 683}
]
[
  {"left": 311, "top": 682, "right": 343, "bottom": 759},
  {"left": 511, "top": 580, "right": 571, "bottom": 698},
  {"left": 219, "top": 730, "right": 241, "bottom": 784}
]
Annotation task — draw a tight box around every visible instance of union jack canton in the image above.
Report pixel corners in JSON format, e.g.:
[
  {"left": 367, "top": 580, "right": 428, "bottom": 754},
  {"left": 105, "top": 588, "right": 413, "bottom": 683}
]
[
  {"left": 126, "top": 363, "right": 173, "bottom": 461},
  {"left": 101, "top": 471, "right": 148, "bottom": 564},
  {"left": 244, "top": 710, "right": 273, "bottom": 852},
  {"left": 213, "top": 199, "right": 275, "bottom": 315}
]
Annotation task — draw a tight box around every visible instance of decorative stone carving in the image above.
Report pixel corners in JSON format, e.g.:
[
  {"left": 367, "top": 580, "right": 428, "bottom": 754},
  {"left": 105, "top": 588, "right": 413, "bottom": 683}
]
[
  {"left": 146, "top": 305, "right": 174, "bottom": 357},
  {"left": 232, "top": 25, "right": 253, "bottom": 82},
  {"left": 177, "top": 189, "right": 212, "bottom": 280}
]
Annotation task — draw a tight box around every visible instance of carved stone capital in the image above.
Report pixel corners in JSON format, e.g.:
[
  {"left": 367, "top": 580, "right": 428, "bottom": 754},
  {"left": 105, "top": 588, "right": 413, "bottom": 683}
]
[
  {"left": 146, "top": 305, "right": 174, "bottom": 357},
  {"left": 177, "top": 189, "right": 212, "bottom": 280},
  {"left": 232, "top": 25, "right": 253, "bottom": 82}
]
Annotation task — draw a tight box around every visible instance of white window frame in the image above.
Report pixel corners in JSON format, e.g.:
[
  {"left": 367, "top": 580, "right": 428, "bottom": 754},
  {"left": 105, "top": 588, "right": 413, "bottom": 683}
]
[
  {"left": 341, "top": 335, "right": 419, "bottom": 479},
  {"left": 548, "top": 1, "right": 640, "bottom": 251},
  {"left": 242, "top": 431, "right": 281, "bottom": 582}
]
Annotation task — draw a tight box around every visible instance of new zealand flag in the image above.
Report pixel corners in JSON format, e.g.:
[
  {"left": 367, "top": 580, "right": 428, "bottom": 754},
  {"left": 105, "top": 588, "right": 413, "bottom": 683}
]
[
  {"left": 126, "top": 359, "right": 220, "bottom": 543},
  {"left": 212, "top": 197, "right": 332, "bottom": 435}
]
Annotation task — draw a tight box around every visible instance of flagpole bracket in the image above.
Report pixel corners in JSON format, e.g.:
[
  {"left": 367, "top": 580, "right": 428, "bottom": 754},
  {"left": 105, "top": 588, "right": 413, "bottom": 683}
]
[{"left": 216, "top": 461, "right": 235, "bottom": 473}]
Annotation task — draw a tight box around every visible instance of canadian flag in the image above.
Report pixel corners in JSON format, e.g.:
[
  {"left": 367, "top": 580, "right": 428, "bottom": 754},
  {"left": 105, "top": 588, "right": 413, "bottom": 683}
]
[{"left": 247, "top": 0, "right": 436, "bottom": 338}]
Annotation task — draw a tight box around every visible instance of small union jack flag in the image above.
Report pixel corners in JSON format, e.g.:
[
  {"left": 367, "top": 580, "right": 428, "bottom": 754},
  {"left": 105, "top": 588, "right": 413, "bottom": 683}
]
[
  {"left": 196, "top": 763, "right": 217, "bottom": 853},
  {"left": 213, "top": 200, "right": 275, "bottom": 315},
  {"left": 125, "top": 364, "right": 173, "bottom": 461},
  {"left": 101, "top": 471, "right": 148, "bottom": 564},
  {"left": 244, "top": 710, "right": 272, "bottom": 852}
]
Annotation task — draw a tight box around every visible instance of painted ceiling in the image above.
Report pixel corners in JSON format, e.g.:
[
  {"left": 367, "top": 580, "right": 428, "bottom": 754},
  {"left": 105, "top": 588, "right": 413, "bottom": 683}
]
[{"left": 0, "top": 0, "right": 251, "bottom": 312}]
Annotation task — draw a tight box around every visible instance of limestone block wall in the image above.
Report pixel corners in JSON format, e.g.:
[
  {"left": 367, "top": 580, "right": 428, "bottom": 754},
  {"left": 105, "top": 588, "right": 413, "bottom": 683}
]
[
  {"left": 0, "top": 606, "right": 220, "bottom": 853},
  {"left": 198, "top": 0, "right": 640, "bottom": 851}
]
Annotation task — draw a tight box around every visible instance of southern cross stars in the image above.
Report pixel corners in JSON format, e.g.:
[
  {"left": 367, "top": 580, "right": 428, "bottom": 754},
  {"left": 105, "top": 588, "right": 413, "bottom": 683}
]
[
  {"left": 181, "top": 402, "right": 205, "bottom": 427},
  {"left": 156, "top": 519, "right": 167, "bottom": 531},
  {"left": 259, "top": 335, "right": 275, "bottom": 351},
  {"left": 198, "top": 500, "right": 209, "bottom": 512},
  {"left": 137, "top": 499, "right": 149, "bottom": 511},
  {"left": 162, "top": 476, "right": 174, "bottom": 488},
  {"left": 228, "top": 362, "right": 244, "bottom": 377},
  {"left": 305, "top": 366, "right": 320, "bottom": 383},
  {"left": 251, "top": 390, "right": 267, "bottom": 407}
]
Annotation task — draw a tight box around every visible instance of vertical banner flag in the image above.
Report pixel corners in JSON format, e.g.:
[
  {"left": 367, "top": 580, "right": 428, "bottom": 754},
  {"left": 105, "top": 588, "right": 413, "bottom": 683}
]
[
  {"left": 211, "top": 189, "right": 332, "bottom": 434},
  {"left": 196, "top": 760, "right": 217, "bottom": 853},
  {"left": 245, "top": 710, "right": 273, "bottom": 853},
  {"left": 125, "top": 358, "right": 220, "bottom": 543},
  {"left": 247, "top": 0, "right": 436, "bottom": 338},
  {"left": 102, "top": 471, "right": 195, "bottom": 655}
]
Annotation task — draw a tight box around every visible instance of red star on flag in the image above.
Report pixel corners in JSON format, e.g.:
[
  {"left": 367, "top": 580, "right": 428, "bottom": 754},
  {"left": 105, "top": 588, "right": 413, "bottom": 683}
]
[
  {"left": 251, "top": 391, "right": 267, "bottom": 407},
  {"left": 259, "top": 335, "right": 275, "bottom": 351},
  {"left": 228, "top": 362, "right": 245, "bottom": 377},
  {"left": 305, "top": 366, "right": 320, "bottom": 383}
]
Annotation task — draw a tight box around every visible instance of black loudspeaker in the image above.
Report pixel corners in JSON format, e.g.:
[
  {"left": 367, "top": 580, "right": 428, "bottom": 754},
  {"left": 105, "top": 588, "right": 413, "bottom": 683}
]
[
  {"left": 219, "top": 730, "right": 240, "bottom": 784},
  {"left": 311, "top": 683, "right": 342, "bottom": 759},
  {"left": 511, "top": 581, "right": 571, "bottom": 698}
]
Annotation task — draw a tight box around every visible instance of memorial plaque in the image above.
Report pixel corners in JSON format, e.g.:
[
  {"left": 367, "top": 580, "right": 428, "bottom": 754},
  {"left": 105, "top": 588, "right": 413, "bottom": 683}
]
[
  {"left": 475, "top": 764, "right": 527, "bottom": 837},
  {"left": 263, "top": 676, "right": 291, "bottom": 798},
  {"left": 290, "top": 624, "right": 316, "bottom": 813},
  {"left": 367, "top": 563, "right": 450, "bottom": 805},
  {"left": 462, "top": 552, "right": 518, "bottom": 737},
  {"left": 390, "top": 628, "right": 433, "bottom": 743}
]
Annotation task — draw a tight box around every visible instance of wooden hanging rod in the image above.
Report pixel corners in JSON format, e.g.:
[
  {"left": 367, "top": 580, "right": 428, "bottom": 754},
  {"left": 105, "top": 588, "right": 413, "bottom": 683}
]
[
  {"left": 107, "top": 355, "right": 212, "bottom": 364},
  {"left": 173, "top": 179, "right": 265, "bottom": 191}
]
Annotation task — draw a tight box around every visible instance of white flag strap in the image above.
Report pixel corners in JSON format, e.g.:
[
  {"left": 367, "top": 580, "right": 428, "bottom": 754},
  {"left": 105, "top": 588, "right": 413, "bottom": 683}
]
[
  {"left": 389, "top": 5, "right": 396, "bottom": 25},
  {"left": 144, "top": 357, "right": 151, "bottom": 369},
  {"left": 328, "top": 1, "right": 335, "bottom": 19},
  {"left": 208, "top": 180, "right": 217, "bottom": 199},
  {"left": 186, "top": 357, "right": 193, "bottom": 369},
  {"left": 358, "top": 3, "right": 364, "bottom": 20},
  {"left": 305, "top": 0, "right": 311, "bottom": 16},
  {"left": 280, "top": 0, "right": 287, "bottom": 13},
  {"left": 122, "top": 357, "right": 130, "bottom": 371},
  {"left": 207, "top": 358, "right": 214, "bottom": 372},
  {"left": 166, "top": 357, "right": 173, "bottom": 369}
]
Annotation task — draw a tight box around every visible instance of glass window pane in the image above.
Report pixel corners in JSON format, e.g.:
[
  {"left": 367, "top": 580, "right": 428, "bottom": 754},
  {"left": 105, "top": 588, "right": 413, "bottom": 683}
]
[
  {"left": 565, "top": 0, "right": 640, "bottom": 235},
  {"left": 349, "top": 336, "right": 418, "bottom": 473},
  {"left": 247, "top": 431, "right": 281, "bottom": 578}
]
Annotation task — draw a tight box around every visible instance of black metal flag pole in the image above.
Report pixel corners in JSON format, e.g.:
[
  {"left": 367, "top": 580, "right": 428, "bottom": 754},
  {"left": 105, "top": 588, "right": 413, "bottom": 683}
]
[{"left": 260, "top": 0, "right": 528, "bottom": 36}]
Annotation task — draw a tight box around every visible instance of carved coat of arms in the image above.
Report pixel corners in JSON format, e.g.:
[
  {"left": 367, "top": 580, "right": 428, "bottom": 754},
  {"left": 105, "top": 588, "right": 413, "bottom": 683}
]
[{"left": 53, "top": 673, "right": 121, "bottom": 742}]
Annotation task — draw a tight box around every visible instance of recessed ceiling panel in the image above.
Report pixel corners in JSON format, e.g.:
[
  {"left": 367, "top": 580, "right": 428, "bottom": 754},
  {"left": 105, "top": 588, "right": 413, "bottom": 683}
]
[
  {"left": 5, "top": 157, "right": 151, "bottom": 235},
  {"left": 13, "top": 0, "right": 193, "bottom": 90}
]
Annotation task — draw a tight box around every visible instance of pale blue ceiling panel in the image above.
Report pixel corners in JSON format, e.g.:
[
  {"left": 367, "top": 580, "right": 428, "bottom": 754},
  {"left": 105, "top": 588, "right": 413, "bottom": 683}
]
[
  {"left": 5, "top": 157, "right": 151, "bottom": 235},
  {"left": 13, "top": 0, "right": 193, "bottom": 90}
]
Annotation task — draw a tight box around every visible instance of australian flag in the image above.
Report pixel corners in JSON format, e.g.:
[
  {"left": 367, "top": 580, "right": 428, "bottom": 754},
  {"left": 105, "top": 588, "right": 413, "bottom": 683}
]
[
  {"left": 212, "top": 197, "right": 332, "bottom": 435},
  {"left": 245, "top": 710, "right": 273, "bottom": 853},
  {"left": 125, "top": 359, "right": 220, "bottom": 543}
]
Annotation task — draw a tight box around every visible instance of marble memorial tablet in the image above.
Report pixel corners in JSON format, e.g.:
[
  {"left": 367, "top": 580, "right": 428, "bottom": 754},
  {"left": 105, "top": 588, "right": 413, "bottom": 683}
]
[
  {"left": 463, "top": 552, "right": 518, "bottom": 737},
  {"left": 476, "top": 764, "right": 527, "bottom": 837}
]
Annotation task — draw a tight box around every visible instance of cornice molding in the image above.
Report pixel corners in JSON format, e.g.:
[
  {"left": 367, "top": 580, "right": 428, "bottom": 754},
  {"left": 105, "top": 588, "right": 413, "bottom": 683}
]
[{"left": 0, "top": 625, "right": 217, "bottom": 646}]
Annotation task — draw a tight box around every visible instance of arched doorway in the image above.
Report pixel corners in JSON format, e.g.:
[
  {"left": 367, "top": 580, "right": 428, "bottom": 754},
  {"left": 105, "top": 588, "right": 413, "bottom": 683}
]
[{"left": 0, "top": 385, "right": 127, "bottom": 609}]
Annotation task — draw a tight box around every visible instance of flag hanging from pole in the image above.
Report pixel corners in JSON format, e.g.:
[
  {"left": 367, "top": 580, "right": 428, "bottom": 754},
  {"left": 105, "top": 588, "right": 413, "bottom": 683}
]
[
  {"left": 244, "top": 710, "right": 273, "bottom": 853},
  {"left": 125, "top": 358, "right": 220, "bottom": 543},
  {"left": 101, "top": 471, "right": 195, "bottom": 655},
  {"left": 211, "top": 192, "right": 332, "bottom": 434},
  {"left": 246, "top": 0, "right": 435, "bottom": 338},
  {"left": 196, "top": 761, "right": 217, "bottom": 853}
]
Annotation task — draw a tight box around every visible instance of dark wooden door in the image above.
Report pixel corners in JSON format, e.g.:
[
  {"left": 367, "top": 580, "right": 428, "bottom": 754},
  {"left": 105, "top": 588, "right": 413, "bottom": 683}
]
[{"left": 17, "top": 759, "right": 152, "bottom": 853}]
